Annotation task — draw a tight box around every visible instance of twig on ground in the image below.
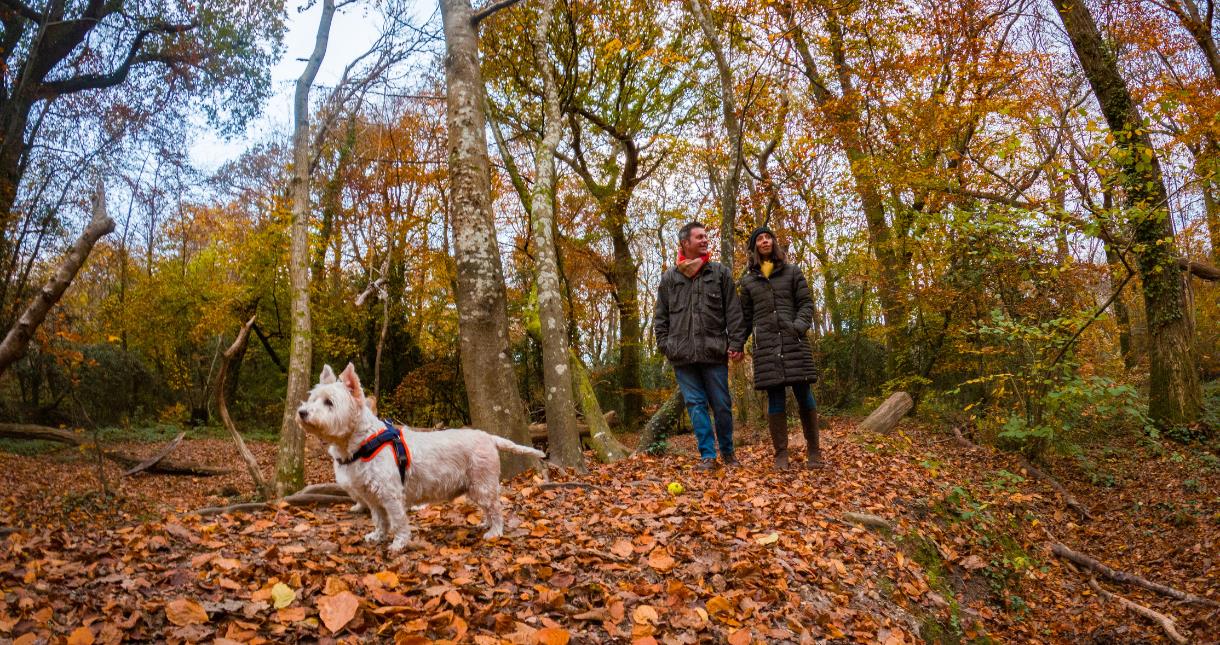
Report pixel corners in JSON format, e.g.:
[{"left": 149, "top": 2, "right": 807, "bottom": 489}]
[
  {"left": 1088, "top": 578, "right": 1189, "bottom": 644},
  {"left": 539, "top": 481, "right": 603, "bottom": 492},
  {"left": 1017, "top": 456, "right": 1093, "bottom": 521},
  {"left": 194, "top": 492, "right": 353, "bottom": 517},
  {"left": 842, "top": 511, "right": 894, "bottom": 532},
  {"left": 1052, "top": 542, "right": 1219, "bottom": 608}
]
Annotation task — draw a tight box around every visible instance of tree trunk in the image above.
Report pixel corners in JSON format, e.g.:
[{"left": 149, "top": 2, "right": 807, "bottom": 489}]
[
  {"left": 275, "top": 0, "right": 335, "bottom": 497},
  {"left": 218, "top": 316, "right": 271, "bottom": 499},
  {"left": 0, "top": 182, "right": 114, "bottom": 377},
  {"left": 570, "top": 350, "right": 631, "bottom": 463},
  {"left": 637, "top": 388, "right": 685, "bottom": 454},
  {"left": 1104, "top": 242, "right": 1136, "bottom": 371},
  {"left": 858, "top": 391, "right": 914, "bottom": 434},
  {"left": 440, "top": 0, "right": 536, "bottom": 477},
  {"left": 604, "top": 195, "right": 644, "bottom": 430},
  {"left": 687, "top": 0, "right": 743, "bottom": 266},
  {"left": 1055, "top": 0, "right": 1202, "bottom": 426},
  {"left": 784, "top": 8, "right": 908, "bottom": 371},
  {"left": 528, "top": 0, "right": 584, "bottom": 471}
]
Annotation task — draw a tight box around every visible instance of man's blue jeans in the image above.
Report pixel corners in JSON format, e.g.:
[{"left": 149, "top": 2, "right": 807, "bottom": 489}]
[
  {"left": 766, "top": 382, "right": 816, "bottom": 415},
  {"left": 673, "top": 362, "right": 734, "bottom": 460}
]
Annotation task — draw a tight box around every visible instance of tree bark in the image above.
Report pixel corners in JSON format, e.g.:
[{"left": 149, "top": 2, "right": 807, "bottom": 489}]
[
  {"left": 637, "top": 388, "right": 685, "bottom": 454},
  {"left": 603, "top": 194, "right": 644, "bottom": 430},
  {"left": 783, "top": 8, "right": 909, "bottom": 371},
  {"left": 570, "top": 350, "right": 631, "bottom": 463},
  {"left": 528, "top": 0, "right": 585, "bottom": 471},
  {"left": 218, "top": 316, "right": 271, "bottom": 499},
  {"left": 276, "top": 0, "right": 336, "bottom": 497},
  {"left": 0, "top": 182, "right": 114, "bottom": 377},
  {"left": 441, "top": 0, "right": 535, "bottom": 477},
  {"left": 857, "top": 391, "right": 913, "bottom": 434},
  {"left": 687, "top": 0, "right": 743, "bottom": 266},
  {"left": 1054, "top": 0, "right": 1202, "bottom": 426}
]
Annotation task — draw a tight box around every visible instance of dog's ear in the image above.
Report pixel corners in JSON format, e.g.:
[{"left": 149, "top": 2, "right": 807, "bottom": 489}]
[
  {"left": 365, "top": 395, "right": 378, "bottom": 416},
  {"left": 320, "top": 364, "right": 337, "bottom": 384},
  {"left": 338, "top": 363, "right": 364, "bottom": 401}
]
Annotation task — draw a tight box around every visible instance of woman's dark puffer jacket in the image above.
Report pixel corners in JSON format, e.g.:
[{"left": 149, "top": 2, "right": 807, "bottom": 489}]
[{"left": 739, "top": 261, "right": 818, "bottom": 389}]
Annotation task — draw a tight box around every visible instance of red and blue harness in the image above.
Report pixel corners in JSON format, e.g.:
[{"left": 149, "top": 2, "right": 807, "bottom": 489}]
[{"left": 336, "top": 419, "right": 412, "bottom": 483}]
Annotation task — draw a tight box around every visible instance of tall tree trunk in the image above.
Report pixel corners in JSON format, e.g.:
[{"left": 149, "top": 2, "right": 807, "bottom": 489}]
[
  {"left": 1055, "top": 0, "right": 1201, "bottom": 426},
  {"left": 687, "top": 0, "right": 742, "bottom": 265},
  {"left": 529, "top": 0, "right": 584, "bottom": 471},
  {"left": 0, "top": 182, "right": 114, "bottom": 377},
  {"left": 603, "top": 194, "right": 644, "bottom": 430},
  {"left": 440, "top": 0, "right": 536, "bottom": 477},
  {"left": 784, "top": 8, "right": 908, "bottom": 371},
  {"left": 275, "top": 0, "right": 335, "bottom": 497},
  {"left": 1105, "top": 241, "right": 1136, "bottom": 371}
]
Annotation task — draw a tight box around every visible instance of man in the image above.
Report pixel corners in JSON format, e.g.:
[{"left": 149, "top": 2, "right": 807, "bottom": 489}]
[{"left": 654, "top": 221, "right": 747, "bottom": 470}]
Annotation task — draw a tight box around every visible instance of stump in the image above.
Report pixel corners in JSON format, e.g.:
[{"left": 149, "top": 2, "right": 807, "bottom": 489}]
[{"left": 858, "top": 391, "right": 914, "bottom": 434}]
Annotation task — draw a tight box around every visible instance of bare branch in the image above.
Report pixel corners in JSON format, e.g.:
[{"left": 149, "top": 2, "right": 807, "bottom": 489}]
[{"left": 470, "top": 0, "right": 527, "bottom": 26}]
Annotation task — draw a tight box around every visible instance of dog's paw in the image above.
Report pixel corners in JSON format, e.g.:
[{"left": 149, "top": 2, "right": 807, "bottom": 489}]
[
  {"left": 482, "top": 527, "right": 503, "bottom": 540},
  {"left": 350, "top": 502, "right": 367, "bottom": 514},
  {"left": 388, "top": 535, "right": 415, "bottom": 552},
  {"left": 363, "top": 530, "right": 385, "bottom": 543}
]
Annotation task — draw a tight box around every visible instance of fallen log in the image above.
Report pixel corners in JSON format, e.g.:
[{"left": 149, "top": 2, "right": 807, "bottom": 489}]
[
  {"left": 0, "top": 423, "right": 228, "bottom": 476},
  {"left": 528, "top": 410, "right": 617, "bottom": 443},
  {"left": 842, "top": 512, "right": 894, "bottom": 533},
  {"left": 123, "top": 432, "right": 185, "bottom": 476},
  {"left": 195, "top": 492, "right": 354, "bottom": 517},
  {"left": 858, "top": 391, "right": 914, "bottom": 434},
  {"left": 1052, "top": 542, "right": 1219, "bottom": 608},
  {"left": 1087, "top": 578, "right": 1188, "bottom": 644}
]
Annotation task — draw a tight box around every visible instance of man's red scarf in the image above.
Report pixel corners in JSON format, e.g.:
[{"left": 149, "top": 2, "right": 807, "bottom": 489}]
[{"left": 677, "top": 251, "right": 709, "bottom": 278}]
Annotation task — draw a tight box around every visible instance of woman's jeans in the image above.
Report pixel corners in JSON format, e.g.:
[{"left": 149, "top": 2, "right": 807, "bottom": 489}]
[{"left": 766, "top": 382, "right": 816, "bottom": 415}]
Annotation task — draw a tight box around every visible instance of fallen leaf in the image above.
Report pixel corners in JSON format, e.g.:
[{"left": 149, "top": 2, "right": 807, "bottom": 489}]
[
  {"left": 706, "top": 596, "right": 733, "bottom": 616},
  {"left": 959, "top": 555, "right": 987, "bottom": 570},
  {"left": 165, "top": 599, "right": 209, "bottom": 626},
  {"left": 271, "top": 582, "right": 296, "bottom": 609},
  {"left": 755, "top": 532, "right": 780, "bottom": 545},
  {"left": 66, "top": 626, "right": 94, "bottom": 645},
  {"left": 535, "top": 626, "right": 570, "bottom": 645},
  {"left": 611, "top": 539, "right": 635, "bottom": 559},
  {"left": 647, "top": 550, "right": 675, "bottom": 571},
  {"left": 727, "top": 627, "right": 751, "bottom": 645},
  {"left": 632, "top": 604, "right": 659, "bottom": 625},
  {"left": 318, "top": 591, "right": 360, "bottom": 633}
]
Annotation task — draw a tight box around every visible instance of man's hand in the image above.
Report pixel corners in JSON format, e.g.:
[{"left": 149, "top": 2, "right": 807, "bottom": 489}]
[{"left": 728, "top": 350, "right": 744, "bottom": 362}]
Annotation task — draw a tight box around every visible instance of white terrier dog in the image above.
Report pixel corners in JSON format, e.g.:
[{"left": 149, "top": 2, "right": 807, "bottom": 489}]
[{"left": 297, "top": 363, "right": 545, "bottom": 551}]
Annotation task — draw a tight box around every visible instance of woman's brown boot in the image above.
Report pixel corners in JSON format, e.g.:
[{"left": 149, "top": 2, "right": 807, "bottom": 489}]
[
  {"left": 768, "top": 413, "right": 789, "bottom": 469},
  {"left": 799, "top": 407, "right": 825, "bottom": 469}
]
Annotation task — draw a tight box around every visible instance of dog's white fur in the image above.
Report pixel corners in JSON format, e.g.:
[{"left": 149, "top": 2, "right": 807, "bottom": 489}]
[{"left": 296, "top": 363, "right": 545, "bottom": 551}]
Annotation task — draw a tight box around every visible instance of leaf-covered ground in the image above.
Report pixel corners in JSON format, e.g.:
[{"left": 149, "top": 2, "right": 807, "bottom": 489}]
[{"left": 0, "top": 419, "right": 1216, "bottom": 644}]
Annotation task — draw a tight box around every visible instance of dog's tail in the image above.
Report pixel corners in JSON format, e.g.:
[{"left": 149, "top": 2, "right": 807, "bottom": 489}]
[{"left": 491, "top": 436, "right": 547, "bottom": 459}]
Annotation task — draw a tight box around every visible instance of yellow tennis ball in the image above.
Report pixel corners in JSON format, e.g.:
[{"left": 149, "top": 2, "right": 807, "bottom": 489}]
[{"left": 667, "top": 481, "right": 685, "bottom": 495}]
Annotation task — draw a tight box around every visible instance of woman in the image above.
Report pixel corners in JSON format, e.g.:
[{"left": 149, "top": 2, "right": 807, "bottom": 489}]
[{"left": 738, "top": 226, "right": 823, "bottom": 470}]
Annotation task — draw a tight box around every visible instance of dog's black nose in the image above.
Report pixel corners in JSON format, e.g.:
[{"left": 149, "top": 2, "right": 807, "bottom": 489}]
[{"left": 298, "top": 409, "right": 308, "bottom": 419}]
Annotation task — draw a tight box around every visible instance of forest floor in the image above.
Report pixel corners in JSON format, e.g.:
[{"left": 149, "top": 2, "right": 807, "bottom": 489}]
[{"left": 0, "top": 416, "right": 1217, "bottom": 644}]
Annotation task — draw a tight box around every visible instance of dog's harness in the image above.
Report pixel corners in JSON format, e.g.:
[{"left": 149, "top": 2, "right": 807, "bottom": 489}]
[{"left": 337, "top": 419, "right": 412, "bottom": 483}]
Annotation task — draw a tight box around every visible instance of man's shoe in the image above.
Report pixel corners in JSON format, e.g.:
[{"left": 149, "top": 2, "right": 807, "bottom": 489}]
[
  {"left": 723, "top": 454, "right": 741, "bottom": 468},
  {"left": 695, "top": 458, "right": 719, "bottom": 471}
]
